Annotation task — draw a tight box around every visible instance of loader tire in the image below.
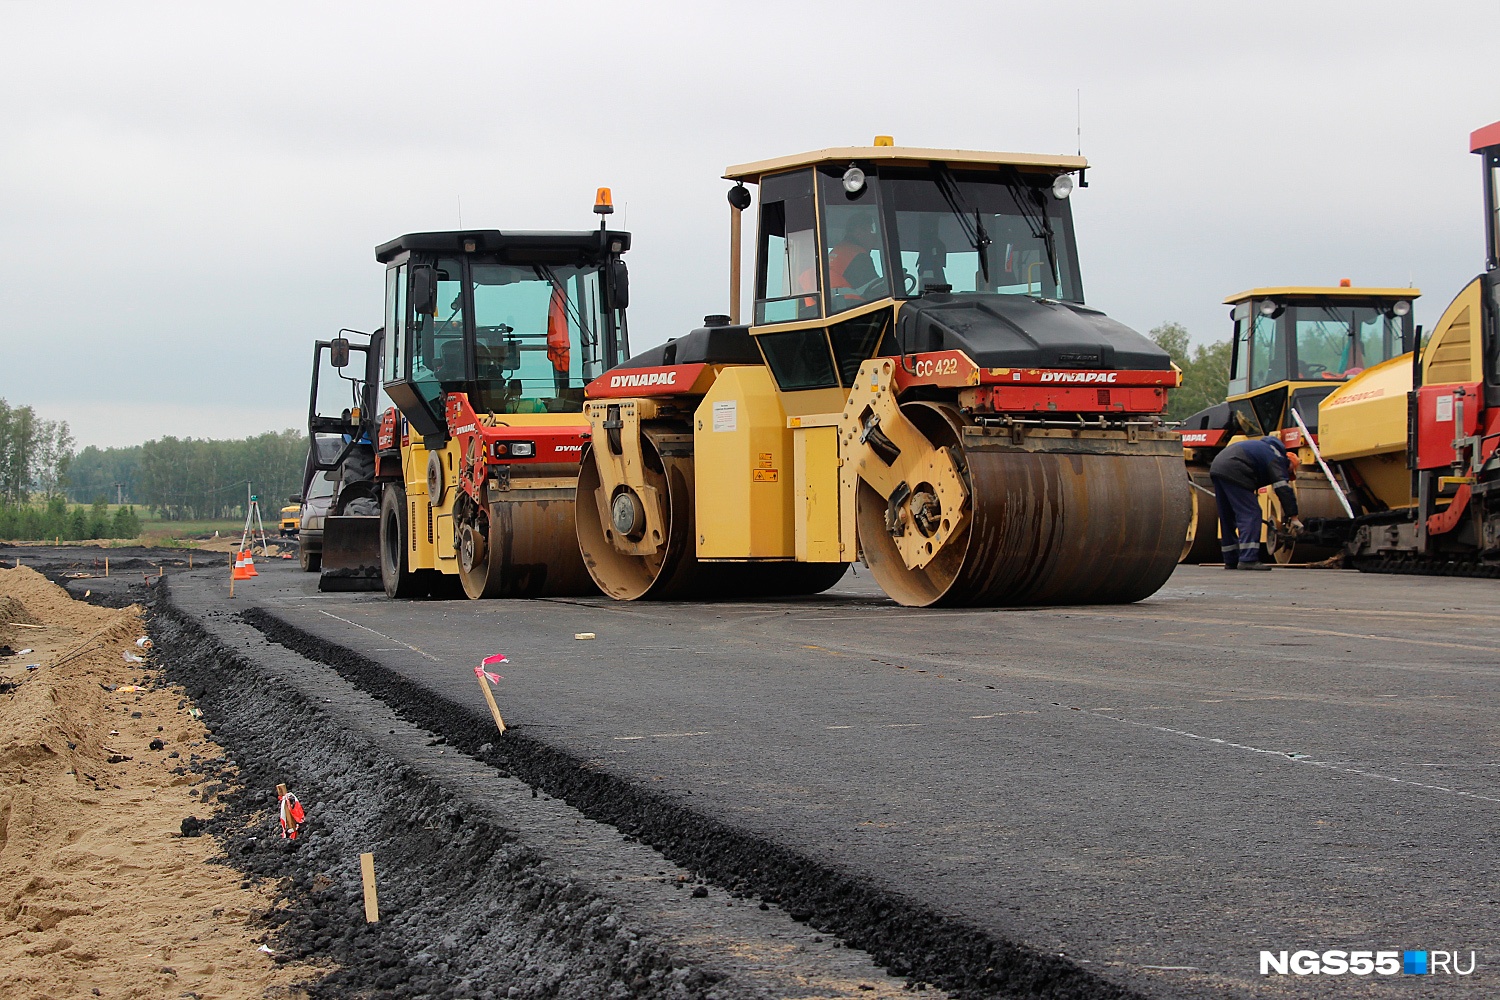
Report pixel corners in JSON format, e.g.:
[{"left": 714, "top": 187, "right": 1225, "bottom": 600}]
[
  {"left": 380, "top": 484, "right": 441, "bottom": 599},
  {"left": 299, "top": 546, "right": 320, "bottom": 573}
]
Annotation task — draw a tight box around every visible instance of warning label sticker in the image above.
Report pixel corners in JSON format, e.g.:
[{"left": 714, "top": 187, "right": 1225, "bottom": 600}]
[
  {"left": 758, "top": 452, "right": 774, "bottom": 468},
  {"left": 712, "top": 400, "right": 737, "bottom": 432},
  {"left": 752, "top": 469, "right": 779, "bottom": 482}
]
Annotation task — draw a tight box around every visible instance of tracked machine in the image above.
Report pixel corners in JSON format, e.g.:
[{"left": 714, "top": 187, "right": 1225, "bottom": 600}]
[
  {"left": 1304, "top": 122, "right": 1500, "bottom": 575},
  {"left": 313, "top": 192, "right": 633, "bottom": 598},
  {"left": 575, "top": 140, "right": 1190, "bottom": 607},
  {"left": 1177, "top": 285, "right": 1418, "bottom": 563}
]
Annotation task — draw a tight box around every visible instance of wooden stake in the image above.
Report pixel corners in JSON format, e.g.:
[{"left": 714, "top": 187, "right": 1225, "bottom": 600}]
[
  {"left": 228, "top": 554, "right": 235, "bottom": 598},
  {"left": 475, "top": 670, "right": 506, "bottom": 733},
  {"left": 189, "top": 552, "right": 194, "bottom": 569},
  {"left": 158, "top": 565, "right": 163, "bottom": 577},
  {"left": 360, "top": 853, "right": 380, "bottom": 922},
  {"left": 104, "top": 557, "right": 109, "bottom": 577}
]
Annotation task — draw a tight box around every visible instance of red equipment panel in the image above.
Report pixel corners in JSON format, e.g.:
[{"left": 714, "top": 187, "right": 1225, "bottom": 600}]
[
  {"left": 1416, "top": 383, "right": 1483, "bottom": 469},
  {"left": 961, "top": 384, "right": 1167, "bottom": 414},
  {"left": 1179, "top": 428, "right": 1228, "bottom": 448},
  {"left": 585, "top": 363, "right": 713, "bottom": 399}
]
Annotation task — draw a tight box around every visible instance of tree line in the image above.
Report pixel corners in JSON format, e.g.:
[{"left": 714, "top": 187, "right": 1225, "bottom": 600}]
[{"left": 69, "top": 430, "right": 307, "bottom": 520}]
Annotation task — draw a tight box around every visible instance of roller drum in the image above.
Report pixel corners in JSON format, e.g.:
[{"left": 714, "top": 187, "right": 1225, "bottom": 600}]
[
  {"left": 859, "top": 404, "right": 1191, "bottom": 607},
  {"left": 1180, "top": 464, "right": 1222, "bottom": 564},
  {"left": 460, "top": 497, "right": 598, "bottom": 599},
  {"left": 577, "top": 433, "right": 848, "bottom": 601}
]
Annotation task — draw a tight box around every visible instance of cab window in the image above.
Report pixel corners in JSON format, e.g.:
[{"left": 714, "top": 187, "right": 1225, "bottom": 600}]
[
  {"left": 383, "top": 264, "right": 407, "bottom": 383},
  {"left": 1228, "top": 307, "right": 1250, "bottom": 396},
  {"left": 1250, "top": 312, "right": 1287, "bottom": 389},
  {"left": 409, "top": 258, "right": 466, "bottom": 413},
  {"left": 469, "top": 263, "right": 603, "bottom": 414},
  {"left": 756, "top": 170, "right": 820, "bottom": 324},
  {"left": 818, "top": 166, "right": 888, "bottom": 314}
]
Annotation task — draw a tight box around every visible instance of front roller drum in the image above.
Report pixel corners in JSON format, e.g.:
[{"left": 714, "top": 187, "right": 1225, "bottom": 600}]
[
  {"left": 458, "top": 497, "right": 597, "bottom": 599},
  {"left": 576, "top": 435, "right": 847, "bottom": 601},
  {"left": 857, "top": 404, "right": 1191, "bottom": 607}
]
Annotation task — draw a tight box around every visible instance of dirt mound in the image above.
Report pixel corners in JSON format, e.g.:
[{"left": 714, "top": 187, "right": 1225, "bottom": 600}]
[{"left": 0, "top": 566, "right": 313, "bottom": 1000}]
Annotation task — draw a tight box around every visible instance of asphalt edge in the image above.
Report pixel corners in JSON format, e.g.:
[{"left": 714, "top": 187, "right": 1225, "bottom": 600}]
[{"left": 145, "top": 578, "right": 746, "bottom": 999}]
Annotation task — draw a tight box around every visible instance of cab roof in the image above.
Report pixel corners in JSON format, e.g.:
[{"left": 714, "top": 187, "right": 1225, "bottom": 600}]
[
  {"left": 1224, "top": 286, "right": 1420, "bottom": 305},
  {"left": 724, "top": 145, "right": 1087, "bottom": 184},
  {"left": 375, "top": 229, "right": 630, "bottom": 264}
]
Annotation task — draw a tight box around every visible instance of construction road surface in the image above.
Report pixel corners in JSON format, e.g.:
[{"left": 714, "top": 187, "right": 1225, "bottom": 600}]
[{"left": 187, "top": 560, "right": 1498, "bottom": 998}]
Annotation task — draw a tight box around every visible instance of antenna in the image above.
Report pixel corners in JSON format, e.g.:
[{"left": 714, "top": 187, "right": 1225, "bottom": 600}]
[
  {"left": 458, "top": 195, "right": 463, "bottom": 229},
  {"left": 1076, "top": 90, "right": 1082, "bottom": 156}
]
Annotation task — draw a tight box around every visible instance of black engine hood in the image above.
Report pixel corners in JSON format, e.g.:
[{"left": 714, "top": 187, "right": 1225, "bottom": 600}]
[{"left": 896, "top": 293, "right": 1171, "bottom": 371}]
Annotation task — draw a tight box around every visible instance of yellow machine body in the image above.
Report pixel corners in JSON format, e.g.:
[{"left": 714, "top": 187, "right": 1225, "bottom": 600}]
[{"left": 1319, "top": 276, "right": 1490, "bottom": 512}]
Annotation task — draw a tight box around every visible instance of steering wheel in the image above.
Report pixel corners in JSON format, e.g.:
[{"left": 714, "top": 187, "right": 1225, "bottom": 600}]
[
  {"left": 902, "top": 270, "right": 917, "bottom": 294},
  {"left": 1300, "top": 362, "right": 1328, "bottom": 378},
  {"left": 850, "top": 274, "right": 892, "bottom": 300}
]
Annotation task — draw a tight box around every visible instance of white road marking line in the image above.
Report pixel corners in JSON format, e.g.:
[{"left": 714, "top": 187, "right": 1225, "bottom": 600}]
[
  {"left": 313, "top": 610, "right": 440, "bottom": 661},
  {"left": 613, "top": 731, "right": 711, "bottom": 741},
  {"left": 1091, "top": 711, "right": 1500, "bottom": 805}
]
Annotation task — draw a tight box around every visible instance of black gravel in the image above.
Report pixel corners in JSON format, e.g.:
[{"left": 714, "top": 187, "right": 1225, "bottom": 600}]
[{"left": 148, "top": 591, "right": 733, "bottom": 1000}]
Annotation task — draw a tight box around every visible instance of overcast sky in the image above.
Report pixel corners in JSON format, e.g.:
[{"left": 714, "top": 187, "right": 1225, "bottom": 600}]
[{"left": 2, "top": 1, "right": 1496, "bottom": 449}]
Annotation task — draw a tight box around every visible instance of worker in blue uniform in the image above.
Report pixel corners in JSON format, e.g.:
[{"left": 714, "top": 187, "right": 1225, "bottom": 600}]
[{"left": 1209, "top": 436, "right": 1303, "bottom": 570}]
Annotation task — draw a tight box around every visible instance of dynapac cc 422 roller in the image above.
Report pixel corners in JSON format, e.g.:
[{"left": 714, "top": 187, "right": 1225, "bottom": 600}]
[{"left": 575, "top": 140, "right": 1190, "bottom": 606}]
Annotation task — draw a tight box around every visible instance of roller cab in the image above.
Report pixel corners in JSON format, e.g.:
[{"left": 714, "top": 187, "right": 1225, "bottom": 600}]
[
  {"left": 1177, "top": 286, "right": 1418, "bottom": 563},
  {"left": 367, "top": 207, "right": 632, "bottom": 599},
  {"left": 578, "top": 141, "right": 1190, "bottom": 607}
]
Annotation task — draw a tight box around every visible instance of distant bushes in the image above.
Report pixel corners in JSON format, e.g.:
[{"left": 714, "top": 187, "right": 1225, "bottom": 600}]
[{"left": 0, "top": 497, "right": 142, "bottom": 541}]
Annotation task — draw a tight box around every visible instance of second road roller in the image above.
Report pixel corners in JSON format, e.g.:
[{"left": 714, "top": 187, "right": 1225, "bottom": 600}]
[{"left": 576, "top": 139, "right": 1191, "bottom": 607}]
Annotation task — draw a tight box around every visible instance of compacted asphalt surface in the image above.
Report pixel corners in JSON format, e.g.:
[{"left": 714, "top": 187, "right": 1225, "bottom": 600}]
[{"left": 198, "top": 559, "right": 1498, "bottom": 997}]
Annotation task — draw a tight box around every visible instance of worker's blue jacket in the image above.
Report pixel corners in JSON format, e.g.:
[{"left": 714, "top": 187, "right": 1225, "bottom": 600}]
[{"left": 1209, "top": 436, "right": 1298, "bottom": 516}]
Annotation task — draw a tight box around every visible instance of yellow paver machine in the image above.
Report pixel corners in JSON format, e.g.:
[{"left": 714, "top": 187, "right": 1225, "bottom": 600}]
[{"left": 574, "top": 139, "right": 1191, "bottom": 606}]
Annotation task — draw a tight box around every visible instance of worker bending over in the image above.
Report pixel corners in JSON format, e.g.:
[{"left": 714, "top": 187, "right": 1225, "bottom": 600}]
[{"left": 1209, "top": 436, "right": 1304, "bottom": 570}]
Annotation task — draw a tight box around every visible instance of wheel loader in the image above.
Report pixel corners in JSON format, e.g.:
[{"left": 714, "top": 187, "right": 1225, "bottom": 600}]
[
  {"left": 1304, "top": 121, "right": 1500, "bottom": 575},
  {"left": 1177, "top": 285, "right": 1418, "bottom": 564},
  {"left": 303, "top": 331, "right": 383, "bottom": 586},
  {"left": 314, "top": 192, "right": 633, "bottom": 598},
  {"left": 575, "top": 139, "right": 1191, "bottom": 607}
]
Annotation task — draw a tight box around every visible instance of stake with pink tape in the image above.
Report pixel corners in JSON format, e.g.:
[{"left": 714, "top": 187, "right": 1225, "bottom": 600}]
[{"left": 474, "top": 654, "right": 508, "bottom": 733}]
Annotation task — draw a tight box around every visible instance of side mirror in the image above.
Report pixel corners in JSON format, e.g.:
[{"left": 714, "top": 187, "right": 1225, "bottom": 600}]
[
  {"left": 411, "top": 266, "right": 436, "bottom": 315},
  {"left": 329, "top": 337, "right": 351, "bottom": 368},
  {"left": 607, "top": 259, "right": 630, "bottom": 310},
  {"left": 288, "top": 495, "right": 303, "bottom": 504}
]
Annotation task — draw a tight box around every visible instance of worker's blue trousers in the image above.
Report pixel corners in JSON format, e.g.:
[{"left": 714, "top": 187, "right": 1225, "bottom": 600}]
[{"left": 1211, "top": 475, "right": 1263, "bottom": 567}]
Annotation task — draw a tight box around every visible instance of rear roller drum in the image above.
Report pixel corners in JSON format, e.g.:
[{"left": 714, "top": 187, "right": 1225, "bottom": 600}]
[
  {"left": 857, "top": 402, "right": 1191, "bottom": 607},
  {"left": 1180, "top": 465, "right": 1221, "bottom": 564},
  {"left": 459, "top": 499, "right": 597, "bottom": 599}
]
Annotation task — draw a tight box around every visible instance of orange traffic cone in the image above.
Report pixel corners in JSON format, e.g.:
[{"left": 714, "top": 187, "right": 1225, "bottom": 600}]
[
  {"left": 243, "top": 550, "right": 259, "bottom": 577},
  {"left": 232, "top": 551, "right": 254, "bottom": 581}
]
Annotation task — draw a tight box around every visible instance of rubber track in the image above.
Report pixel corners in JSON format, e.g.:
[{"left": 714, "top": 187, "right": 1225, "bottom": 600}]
[
  {"left": 237, "top": 604, "right": 1146, "bottom": 1000},
  {"left": 1352, "top": 555, "right": 1500, "bottom": 577}
]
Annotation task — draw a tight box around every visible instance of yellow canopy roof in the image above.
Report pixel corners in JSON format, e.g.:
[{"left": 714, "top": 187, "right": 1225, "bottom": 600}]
[
  {"left": 1224, "top": 286, "right": 1420, "bottom": 304},
  {"left": 724, "top": 146, "right": 1087, "bottom": 184}
]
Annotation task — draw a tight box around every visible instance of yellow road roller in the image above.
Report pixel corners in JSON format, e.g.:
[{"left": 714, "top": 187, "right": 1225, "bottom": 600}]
[
  {"left": 1177, "top": 285, "right": 1418, "bottom": 564},
  {"left": 575, "top": 140, "right": 1190, "bottom": 607}
]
